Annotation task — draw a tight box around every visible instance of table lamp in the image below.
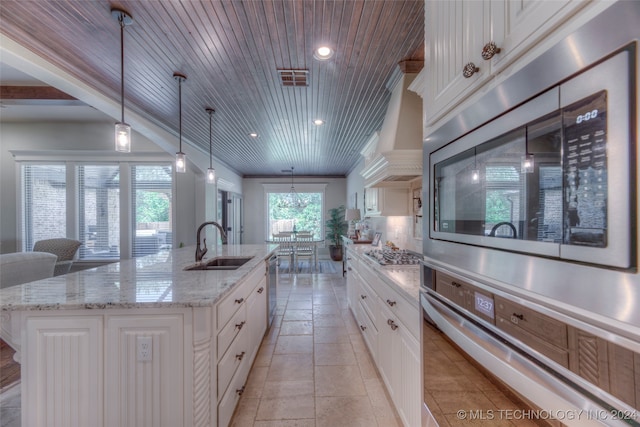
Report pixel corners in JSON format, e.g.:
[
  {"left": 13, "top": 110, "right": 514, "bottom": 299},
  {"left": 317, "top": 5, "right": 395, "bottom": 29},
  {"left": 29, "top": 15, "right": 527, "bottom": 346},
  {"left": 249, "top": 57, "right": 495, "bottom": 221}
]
[{"left": 345, "top": 208, "right": 361, "bottom": 239}]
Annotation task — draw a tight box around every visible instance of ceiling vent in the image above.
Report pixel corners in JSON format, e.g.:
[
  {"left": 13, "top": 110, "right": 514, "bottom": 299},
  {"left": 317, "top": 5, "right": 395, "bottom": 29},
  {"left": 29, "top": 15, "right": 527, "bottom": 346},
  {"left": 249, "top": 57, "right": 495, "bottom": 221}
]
[{"left": 277, "top": 69, "right": 309, "bottom": 87}]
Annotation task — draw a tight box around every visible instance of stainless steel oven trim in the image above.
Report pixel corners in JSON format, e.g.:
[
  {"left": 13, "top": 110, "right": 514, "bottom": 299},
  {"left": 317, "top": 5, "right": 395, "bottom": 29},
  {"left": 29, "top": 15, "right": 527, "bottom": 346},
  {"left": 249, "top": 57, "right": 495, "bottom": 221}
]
[{"left": 421, "top": 292, "right": 638, "bottom": 427}]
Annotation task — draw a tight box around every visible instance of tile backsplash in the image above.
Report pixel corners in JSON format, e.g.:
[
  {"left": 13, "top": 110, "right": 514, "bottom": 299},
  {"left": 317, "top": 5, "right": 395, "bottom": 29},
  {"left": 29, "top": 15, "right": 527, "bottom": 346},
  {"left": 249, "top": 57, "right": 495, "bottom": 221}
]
[{"left": 364, "top": 216, "right": 421, "bottom": 252}]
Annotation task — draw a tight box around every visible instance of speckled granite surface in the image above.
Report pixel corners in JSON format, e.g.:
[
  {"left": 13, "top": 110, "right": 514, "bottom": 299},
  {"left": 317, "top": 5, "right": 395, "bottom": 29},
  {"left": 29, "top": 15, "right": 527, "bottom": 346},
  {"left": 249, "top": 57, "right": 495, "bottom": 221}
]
[
  {"left": 0, "top": 245, "right": 277, "bottom": 311},
  {"left": 346, "top": 245, "right": 421, "bottom": 302}
]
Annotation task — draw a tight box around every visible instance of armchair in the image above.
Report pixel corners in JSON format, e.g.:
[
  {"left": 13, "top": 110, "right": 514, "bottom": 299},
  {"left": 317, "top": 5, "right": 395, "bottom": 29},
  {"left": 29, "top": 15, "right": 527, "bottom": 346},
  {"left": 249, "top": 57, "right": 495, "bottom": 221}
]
[{"left": 32, "top": 238, "right": 82, "bottom": 276}]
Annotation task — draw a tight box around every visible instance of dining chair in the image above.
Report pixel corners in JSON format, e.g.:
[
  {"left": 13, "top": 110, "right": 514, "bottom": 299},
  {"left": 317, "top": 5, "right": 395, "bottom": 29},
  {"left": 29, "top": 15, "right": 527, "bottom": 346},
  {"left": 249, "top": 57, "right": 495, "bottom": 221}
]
[
  {"left": 272, "top": 233, "right": 294, "bottom": 273},
  {"left": 293, "top": 233, "right": 316, "bottom": 273}
]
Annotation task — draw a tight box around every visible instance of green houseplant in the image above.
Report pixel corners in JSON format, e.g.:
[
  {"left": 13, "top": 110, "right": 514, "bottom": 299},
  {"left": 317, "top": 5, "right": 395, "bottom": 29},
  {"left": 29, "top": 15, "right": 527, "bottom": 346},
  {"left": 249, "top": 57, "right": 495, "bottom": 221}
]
[{"left": 325, "top": 205, "right": 348, "bottom": 261}]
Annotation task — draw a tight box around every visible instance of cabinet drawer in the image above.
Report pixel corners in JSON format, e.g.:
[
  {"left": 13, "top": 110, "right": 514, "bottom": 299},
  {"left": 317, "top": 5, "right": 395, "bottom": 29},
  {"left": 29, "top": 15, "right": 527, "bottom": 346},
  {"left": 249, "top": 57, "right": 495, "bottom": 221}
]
[
  {"left": 495, "top": 296, "right": 567, "bottom": 348},
  {"left": 218, "top": 326, "right": 248, "bottom": 397},
  {"left": 358, "top": 280, "right": 377, "bottom": 324},
  {"left": 218, "top": 306, "right": 247, "bottom": 359},
  {"left": 217, "top": 281, "right": 250, "bottom": 332},
  {"left": 355, "top": 300, "right": 378, "bottom": 361},
  {"left": 497, "top": 315, "right": 569, "bottom": 368},
  {"left": 375, "top": 283, "right": 419, "bottom": 340},
  {"left": 435, "top": 271, "right": 468, "bottom": 307},
  {"left": 218, "top": 349, "right": 252, "bottom": 427}
]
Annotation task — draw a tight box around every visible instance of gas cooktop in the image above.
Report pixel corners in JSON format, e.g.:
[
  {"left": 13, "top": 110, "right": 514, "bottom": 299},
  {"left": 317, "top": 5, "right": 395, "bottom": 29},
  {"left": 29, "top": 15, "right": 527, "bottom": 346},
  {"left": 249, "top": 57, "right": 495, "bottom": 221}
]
[{"left": 364, "top": 249, "right": 422, "bottom": 266}]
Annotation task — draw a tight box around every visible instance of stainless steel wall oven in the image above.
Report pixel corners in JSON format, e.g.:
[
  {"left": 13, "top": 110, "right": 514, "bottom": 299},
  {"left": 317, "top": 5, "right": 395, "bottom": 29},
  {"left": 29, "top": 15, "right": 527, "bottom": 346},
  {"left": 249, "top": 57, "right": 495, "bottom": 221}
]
[{"left": 421, "top": 2, "right": 640, "bottom": 426}]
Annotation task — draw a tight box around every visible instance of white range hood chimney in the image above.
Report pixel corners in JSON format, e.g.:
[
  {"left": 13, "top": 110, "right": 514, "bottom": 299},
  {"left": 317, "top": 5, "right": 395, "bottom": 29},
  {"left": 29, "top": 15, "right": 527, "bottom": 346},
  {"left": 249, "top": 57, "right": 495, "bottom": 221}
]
[{"left": 361, "top": 61, "right": 423, "bottom": 188}]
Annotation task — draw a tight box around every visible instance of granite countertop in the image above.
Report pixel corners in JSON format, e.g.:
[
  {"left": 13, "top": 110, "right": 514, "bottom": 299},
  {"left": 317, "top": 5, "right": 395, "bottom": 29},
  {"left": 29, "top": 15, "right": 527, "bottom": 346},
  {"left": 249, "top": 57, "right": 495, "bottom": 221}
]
[
  {"left": 346, "top": 245, "right": 422, "bottom": 302},
  {"left": 0, "top": 244, "right": 277, "bottom": 311}
]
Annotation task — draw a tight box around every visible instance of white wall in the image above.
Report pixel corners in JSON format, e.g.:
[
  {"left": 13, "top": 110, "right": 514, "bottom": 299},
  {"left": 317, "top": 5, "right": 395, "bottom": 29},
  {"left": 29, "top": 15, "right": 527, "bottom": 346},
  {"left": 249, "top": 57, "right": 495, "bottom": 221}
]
[
  {"left": 241, "top": 176, "right": 347, "bottom": 255},
  {"left": 346, "top": 158, "right": 422, "bottom": 253}
]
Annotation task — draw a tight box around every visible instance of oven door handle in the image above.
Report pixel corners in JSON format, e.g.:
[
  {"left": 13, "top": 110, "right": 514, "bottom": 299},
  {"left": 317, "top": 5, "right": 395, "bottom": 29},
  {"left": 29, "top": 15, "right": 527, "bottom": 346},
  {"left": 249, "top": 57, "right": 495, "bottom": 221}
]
[{"left": 420, "top": 292, "right": 631, "bottom": 427}]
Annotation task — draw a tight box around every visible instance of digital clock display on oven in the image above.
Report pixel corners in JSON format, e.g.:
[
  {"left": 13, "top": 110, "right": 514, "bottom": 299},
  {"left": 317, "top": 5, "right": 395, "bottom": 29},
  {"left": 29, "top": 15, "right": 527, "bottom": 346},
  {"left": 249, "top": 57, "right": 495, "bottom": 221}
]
[{"left": 474, "top": 292, "right": 495, "bottom": 319}]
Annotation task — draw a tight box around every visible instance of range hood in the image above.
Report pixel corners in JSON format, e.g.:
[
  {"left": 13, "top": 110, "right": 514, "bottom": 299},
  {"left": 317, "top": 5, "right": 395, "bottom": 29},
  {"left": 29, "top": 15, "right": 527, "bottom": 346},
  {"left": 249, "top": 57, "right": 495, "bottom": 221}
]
[{"left": 361, "top": 63, "right": 423, "bottom": 188}]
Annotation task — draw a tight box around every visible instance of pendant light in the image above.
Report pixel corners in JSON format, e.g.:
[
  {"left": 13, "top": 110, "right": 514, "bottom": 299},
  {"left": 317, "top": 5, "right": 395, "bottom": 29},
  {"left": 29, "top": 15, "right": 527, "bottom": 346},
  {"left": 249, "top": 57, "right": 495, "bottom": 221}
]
[
  {"left": 205, "top": 107, "right": 216, "bottom": 183},
  {"left": 111, "top": 7, "right": 133, "bottom": 152},
  {"left": 278, "top": 167, "right": 307, "bottom": 209},
  {"left": 174, "top": 72, "right": 187, "bottom": 173}
]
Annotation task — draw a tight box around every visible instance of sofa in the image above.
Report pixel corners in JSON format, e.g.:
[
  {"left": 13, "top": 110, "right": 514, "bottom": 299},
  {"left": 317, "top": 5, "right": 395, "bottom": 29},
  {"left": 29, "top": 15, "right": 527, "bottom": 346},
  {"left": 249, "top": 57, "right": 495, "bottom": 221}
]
[{"left": 0, "top": 251, "right": 57, "bottom": 289}]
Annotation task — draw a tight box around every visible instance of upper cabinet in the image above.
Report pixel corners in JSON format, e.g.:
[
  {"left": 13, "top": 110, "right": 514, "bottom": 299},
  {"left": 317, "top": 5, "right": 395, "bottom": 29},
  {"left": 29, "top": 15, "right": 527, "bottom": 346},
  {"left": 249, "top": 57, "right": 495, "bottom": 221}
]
[{"left": 424, "top": 0, "right": 588, "bottom": 127}]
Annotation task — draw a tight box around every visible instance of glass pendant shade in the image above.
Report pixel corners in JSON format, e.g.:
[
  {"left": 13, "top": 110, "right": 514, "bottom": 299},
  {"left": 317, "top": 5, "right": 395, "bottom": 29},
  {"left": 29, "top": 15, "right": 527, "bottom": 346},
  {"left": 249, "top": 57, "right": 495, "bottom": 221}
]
[
  {"left": 521, "top": 154, "right": 535, "bottom": 173},
  {"left": 176, "top": 152, "right": 186, "bottom": 173},
  {"left": 471, "top": 169, "right": 480, "bottom": 184},
  {"left": 207, "top": 167, "right": 216, "bottom": 183},
  {"left": 115, "top": 122, "right": 131, "bottom": 152}
]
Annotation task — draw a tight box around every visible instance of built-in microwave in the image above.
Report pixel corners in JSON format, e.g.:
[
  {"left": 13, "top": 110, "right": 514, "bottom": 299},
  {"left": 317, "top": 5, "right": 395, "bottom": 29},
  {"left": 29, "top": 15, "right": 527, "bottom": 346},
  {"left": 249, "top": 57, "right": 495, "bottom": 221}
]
[{"left": 429, "top": 47, "right": 635, "bottom": 269}]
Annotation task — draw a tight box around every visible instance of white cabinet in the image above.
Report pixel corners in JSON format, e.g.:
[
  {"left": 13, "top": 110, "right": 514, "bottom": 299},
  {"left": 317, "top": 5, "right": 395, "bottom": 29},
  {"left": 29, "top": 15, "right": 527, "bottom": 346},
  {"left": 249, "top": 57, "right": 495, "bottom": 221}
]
[
  {"left": 23, "top": 316, "right": 104, "bottom": 427},
  {"left": 105, "top": 314, "right": 185, "bottom": 427},
  {"left": 364, "top": 187, "right": 410, "bottom": 217},
  {"left": 348, "top": 253, "right": 421, "bottom": 427},
  {"left": 425, "top": 0, "right": 587, "bottom": 126},
  {"left": 216, "top": 264, "right": 267, "bottom": 427}
]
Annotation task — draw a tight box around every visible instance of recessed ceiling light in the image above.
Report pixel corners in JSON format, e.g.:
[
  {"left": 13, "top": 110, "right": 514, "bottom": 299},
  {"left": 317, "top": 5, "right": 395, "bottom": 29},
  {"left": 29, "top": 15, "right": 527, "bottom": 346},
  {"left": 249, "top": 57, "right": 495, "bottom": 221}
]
[
  {"left": 249, "top": 132, "right": 259, "bottom": 138},
  {"left": 313, "top": 119, "right": 325, "bottom": 126},
  {"left": 313, "top": 46, "right": 334, "bottom": 61}
]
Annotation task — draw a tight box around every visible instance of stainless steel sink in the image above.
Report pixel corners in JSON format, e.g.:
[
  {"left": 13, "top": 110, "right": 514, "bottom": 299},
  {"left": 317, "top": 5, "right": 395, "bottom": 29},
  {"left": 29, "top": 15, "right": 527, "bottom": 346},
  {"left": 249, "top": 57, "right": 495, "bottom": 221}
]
[{"left": 183, "top": 256, "right": 253, "bottom": 271}]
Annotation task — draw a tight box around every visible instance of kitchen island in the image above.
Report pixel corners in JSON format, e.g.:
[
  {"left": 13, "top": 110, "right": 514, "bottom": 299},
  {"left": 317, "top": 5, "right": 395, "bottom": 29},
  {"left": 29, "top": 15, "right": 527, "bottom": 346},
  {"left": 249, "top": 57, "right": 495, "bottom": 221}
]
[{"left": 0, "top": 244, "right": 277, "bottom": 427}]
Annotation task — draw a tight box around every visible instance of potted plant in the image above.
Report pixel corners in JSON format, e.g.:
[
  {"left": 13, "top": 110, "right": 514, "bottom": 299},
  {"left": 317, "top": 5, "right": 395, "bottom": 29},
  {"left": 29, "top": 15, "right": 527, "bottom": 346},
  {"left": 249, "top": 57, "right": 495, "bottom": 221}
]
[{"left": 325, "top": 205, "right": 348, "bottom": 261}]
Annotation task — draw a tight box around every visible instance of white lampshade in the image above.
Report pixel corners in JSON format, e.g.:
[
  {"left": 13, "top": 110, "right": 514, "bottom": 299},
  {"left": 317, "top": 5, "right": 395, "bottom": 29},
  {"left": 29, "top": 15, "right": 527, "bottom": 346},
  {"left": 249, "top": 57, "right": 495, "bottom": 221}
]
[
  {"left": 345, "top": 209, "right": 361, "bottom": 221},
  {"left": 115, "top": 122, "right": 131, "bottom": 152}
]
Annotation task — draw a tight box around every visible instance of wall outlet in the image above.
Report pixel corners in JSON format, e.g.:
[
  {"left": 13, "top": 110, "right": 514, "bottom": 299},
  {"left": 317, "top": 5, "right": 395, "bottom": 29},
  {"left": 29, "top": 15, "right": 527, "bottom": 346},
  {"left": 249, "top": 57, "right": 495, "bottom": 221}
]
[{"left": 137, "top": 336, "right": 152, "bottom": 362}]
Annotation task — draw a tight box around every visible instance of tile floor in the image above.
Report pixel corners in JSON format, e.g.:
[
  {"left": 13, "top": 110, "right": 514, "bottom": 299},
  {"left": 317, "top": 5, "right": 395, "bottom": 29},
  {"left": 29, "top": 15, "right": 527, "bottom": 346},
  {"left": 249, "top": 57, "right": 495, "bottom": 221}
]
[{"left": 229, "top": 269, "right": 402, "bottom": 427}]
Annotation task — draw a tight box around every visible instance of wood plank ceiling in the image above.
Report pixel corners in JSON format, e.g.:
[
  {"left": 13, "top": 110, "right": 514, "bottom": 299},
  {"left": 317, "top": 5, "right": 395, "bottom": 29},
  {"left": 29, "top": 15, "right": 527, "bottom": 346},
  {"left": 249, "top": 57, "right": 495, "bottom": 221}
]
[{"left": 0, "top": 1, "right": 424, "bottom": 176}]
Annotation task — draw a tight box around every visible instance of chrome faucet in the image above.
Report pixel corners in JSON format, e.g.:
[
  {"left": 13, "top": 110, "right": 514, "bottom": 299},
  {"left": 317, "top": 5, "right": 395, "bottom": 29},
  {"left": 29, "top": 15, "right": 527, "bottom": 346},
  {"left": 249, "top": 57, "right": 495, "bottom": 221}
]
[{"left": 195, "top": 221, "right": 228, "bottom": 262}]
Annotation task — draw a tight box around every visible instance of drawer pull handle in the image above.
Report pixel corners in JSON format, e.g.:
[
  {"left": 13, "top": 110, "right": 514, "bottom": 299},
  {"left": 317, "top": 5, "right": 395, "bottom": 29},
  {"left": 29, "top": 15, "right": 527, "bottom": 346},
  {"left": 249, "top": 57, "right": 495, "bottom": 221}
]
[
  {"left": 512, "top": 313, "right": 524, "bottom": 321},
  {"left": 452, "top": 281, "right": 462, "bottom": 288},
  {"left": 387, "top": 319, "right": 398, "bottom": 331},
  {"left": 386, "top": 299, "right": 396, "bottom": 307},
  {"left": 462, "top": 62, "right": 479, "bottom": 78},
  {"left": 348, "top": 267, "right": 352, "bottom": 271},
  {"left": 481, "top": 41, "right": 501, "bottom": 60},
  {"left": 235, "top": 321, "right": 246, "bottom": 330},
  {"left": 236, "top": 386, "right": 245, "bottom": 396},
  {"left": 360, "top": 295, "right": 366, "bottom": 299},
  {"left": 236, "top": 351, "right": 245, "bottom": 361},
  {"left": 360, "top": 325, "right": 366, "bottom": 331},
  {"left": 257, "top": 287, "right": 264, "bottom": 294},
  {"left": 235, "top": 298, "right": 244, "bottom": 304}
]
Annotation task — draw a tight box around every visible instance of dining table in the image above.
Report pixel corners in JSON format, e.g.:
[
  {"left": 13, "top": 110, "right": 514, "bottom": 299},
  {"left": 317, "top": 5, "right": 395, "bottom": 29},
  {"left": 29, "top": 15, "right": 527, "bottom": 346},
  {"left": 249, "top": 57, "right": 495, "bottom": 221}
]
[{"left": 265, "top": 236, "right": 325, "bottom": 272}]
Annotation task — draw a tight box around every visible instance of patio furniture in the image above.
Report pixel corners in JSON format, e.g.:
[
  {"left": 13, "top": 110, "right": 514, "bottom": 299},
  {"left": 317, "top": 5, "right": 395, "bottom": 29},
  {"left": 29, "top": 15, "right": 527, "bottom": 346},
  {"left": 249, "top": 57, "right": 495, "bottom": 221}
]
[{"left": 33, "top": 238, "right": 82, "bottom": 276}]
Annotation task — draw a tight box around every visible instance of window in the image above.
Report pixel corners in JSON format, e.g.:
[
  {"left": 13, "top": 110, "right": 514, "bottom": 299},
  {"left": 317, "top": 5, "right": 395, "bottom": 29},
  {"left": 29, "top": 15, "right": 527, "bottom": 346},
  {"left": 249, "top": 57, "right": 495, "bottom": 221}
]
[
  {"left": 21, "top": 164, "right": 66, "bottom": 251},
  {"left": 78, "top": 165, "right": 120, "bottom": 259},
  {"left": 266, "top": 188, "right": 324, "bottom": 239},
  {"left": 132, "top": 165, "right": 173, "bottom": 257}
]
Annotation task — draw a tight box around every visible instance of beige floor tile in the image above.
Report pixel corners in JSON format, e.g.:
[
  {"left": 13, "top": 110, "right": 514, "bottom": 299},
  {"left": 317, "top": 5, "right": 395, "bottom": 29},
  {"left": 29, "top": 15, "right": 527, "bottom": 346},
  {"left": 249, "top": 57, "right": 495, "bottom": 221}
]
[
  {"left": 230, "top": 397, "right": 259, "bottom": 427},
  {"left": 254, "top": 343, "right": 275, "bottom": 367},
  {"left": 255, "top": 396, "right": 316, "bottom": 420},
  {"left": 376, "top": 417, "right": 403, "bottom": 427},
  {"left": 283, "top": 309, "right": 313, "bottom": 321},
  {"left": 261, "top": 380, "right": 315, "bottom": 398},
  {"left": 275, "top": 335, "right": 314, "bottom": 354},
  {"left": 287, "top": 300, "right": 313, "bottom": 310},
  {"left": 314, "top": 342, "right": 357, "bottom": 365},
  {"left": 313, "top": 326, "right": 350, "bottom": 344},
  {"left": 266, "top": 353, "right": 314, "bottom": 382},
  {"left": 312, "top": 295, "right": 338, "bottom": 305},
  {"left": 315, "top": 365, "right": 367, "bottom": 397},
  {"left": 243, "top": 366, "right": 269, "bottom": 399},
  {"left": 264, "top": 326, "right": 280, "bottom": 345},
  {"left": 312, "top": 304, "right": 340, "bottom": 315},
  {"left": 432, "top": 390, "right": 498, "bottom": 414},
  {"left": 355, "top": 350, "right": 379, "bottom": 380},
  {"left": 253, "top": 420, "right": 316, "bottom": 427},
  {"left": 312, "top": 314, "right": 345, "bottom": 327},
  {"left": 349, "top": 332, "right": 368, "bottom": 353},
  {"left": 364, "top": 377, "right": 398, "bottom": 420},
  {"left": 315, "top": 396, "right": 377, "bottom": 427},
  {"left": 280, "top": 320, "right": 314, "bottom": 336}
]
